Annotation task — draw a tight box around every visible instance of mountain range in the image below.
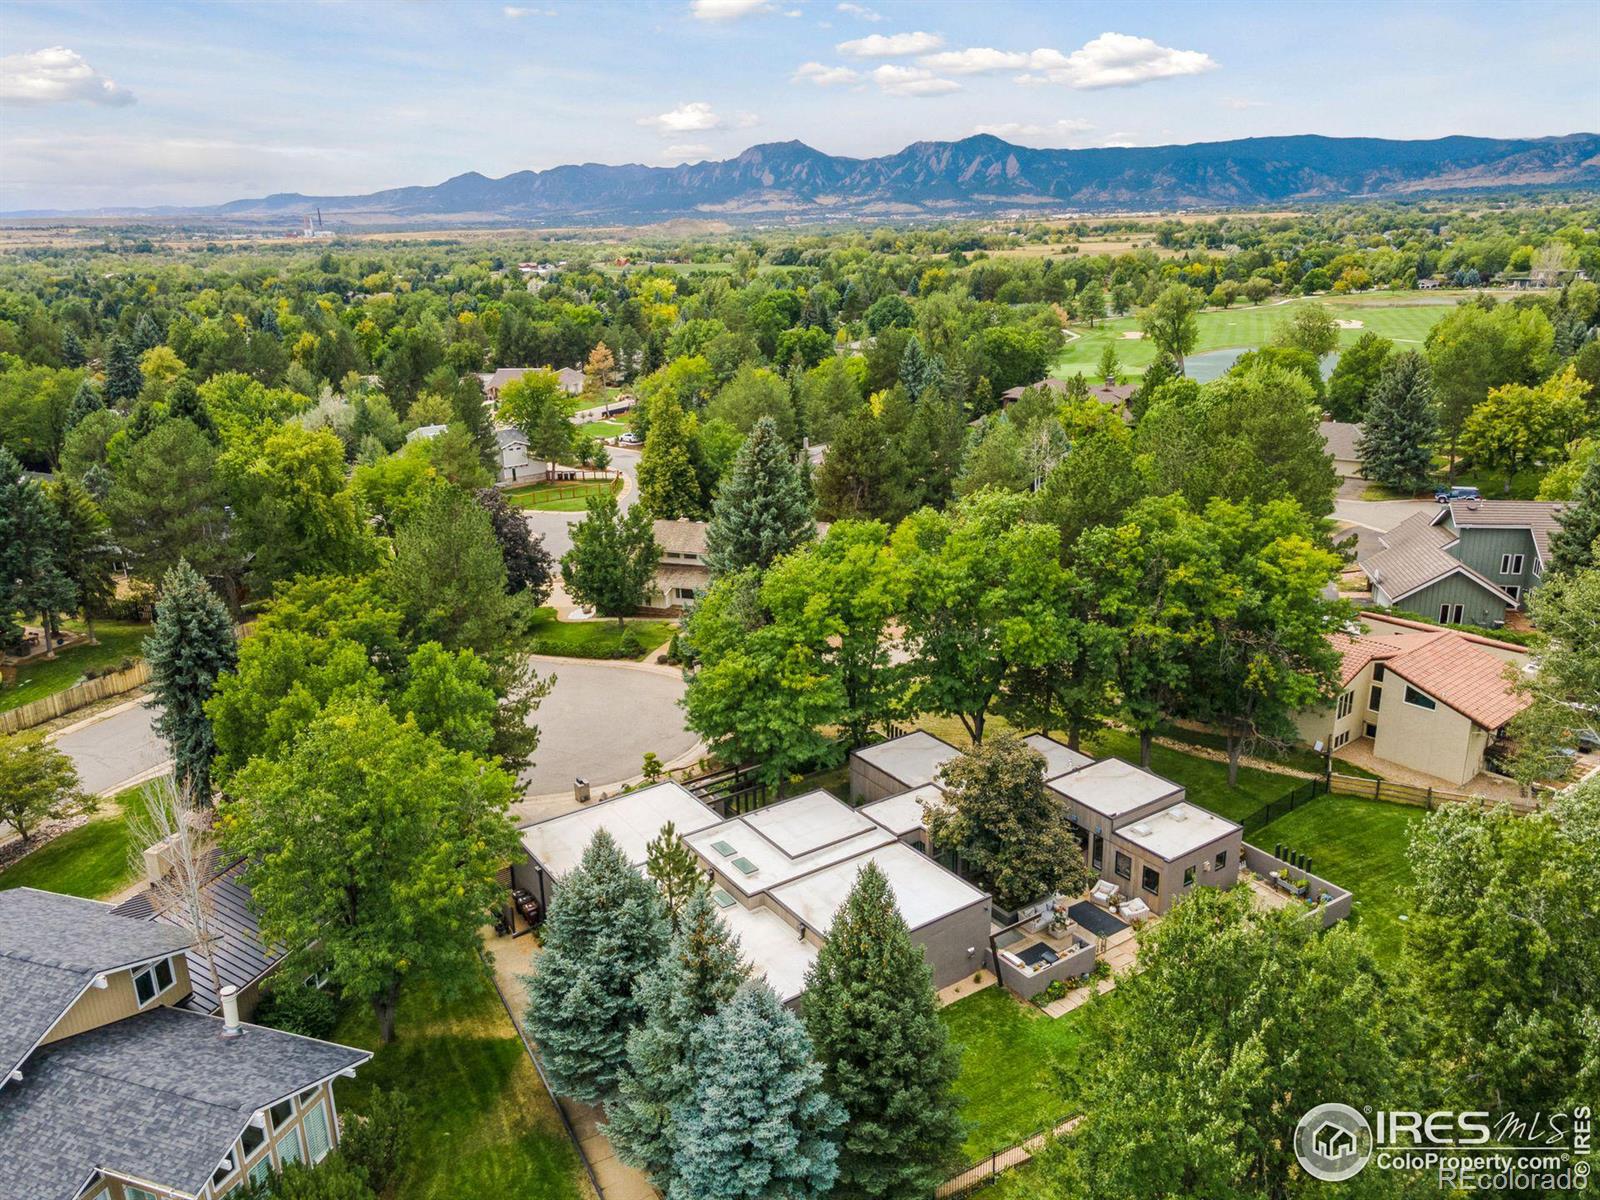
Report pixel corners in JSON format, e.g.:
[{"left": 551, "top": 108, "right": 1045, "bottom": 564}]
[{"left": 16, "top": 133, "right": 1600, "bottom": 223}]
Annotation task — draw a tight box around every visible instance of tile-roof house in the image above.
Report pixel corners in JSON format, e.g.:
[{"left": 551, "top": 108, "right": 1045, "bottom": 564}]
[
  {"left": 1360, "top": 499, "right": 1565, "bottom": 623},
  {"left": 1293, "top": 611, "right": 1532, "bottom": 786},
  {"left": 999, "top": 377, "right": 1136, "bottom": 420},
  {"left": 0, "top": 888, "right": 368, "bottom": 1200},
  {"left": 648, "top": 518, "right": 710, "bottom": 614}
]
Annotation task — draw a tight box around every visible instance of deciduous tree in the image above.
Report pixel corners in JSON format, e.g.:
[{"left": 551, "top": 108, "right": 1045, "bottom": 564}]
[
  {"left": 561, "top": 492, "right": 661, "bottom": 628},
  {"left": 0, "top": 734, "right": 92, "bottom": 844},
  {"left": 1139, "top": 284, "right": 1202, "bottom": 374}
]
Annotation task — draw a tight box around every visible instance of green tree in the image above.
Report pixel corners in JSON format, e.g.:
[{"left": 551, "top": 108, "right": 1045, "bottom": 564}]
[
  {"left": 1547, "top": 454, "right": 1600, "bottom": 574},
  {"left": 45, "top": 478, "right": 117, "bottom": 644},
  {"left": 495, "top": 370, "right": 574, "bottom": 469},
  {"left": 803, "top": 861, "right": 962, "bottom": 1199},
  {"left": 104, "top": 335, "right": 143, "bottom": 405},
  {"left": 0, "top": 447, "right": 72, "bottom": 650},
  {"left": 1357, "top": 350, "right": 1439, "bottom": 492},
  {"left": 955, "top": 417, "right": 1029, "bottom": 496},
  {"left": 704, "top": 417, "right": 814, "bottom": 578},
  {"left": 814, "top": 403, "right": 895, "bottom": 522},
  {"left": 637, "top": 394, "right": 707, "bottom": 519},
  {"left": 1427, "top": 302, "right": 1555, "bottom": 477},
  {"left": 608, "top": 889, "right": 749, "bottom": 1189},
  {"left": 475, "top": 487, "right": 556, "bottom": 602},
  {"left": 524, "top": 829, "right": 670, "bottom": 1102},
  {"left": 561, "top": 492, "right": 662, "bottom": 628},
  {"left": 706, "top": 364, "right": 798, "bottom": 445},
  {"left": 0, "top": 734, "right": 93, "bottom": 844},
  {"left": 1326, "top": 331, "right": 1394, "bottom": 421},
  {"left": 668, "top": 981, "right": 843, "bottom": 1200},
  {"left": 1034, "top": 424, "right": 1146, "bottom": 551},
  {"left": 1506, "top": 567, "right": 1600, "bottom": 780},
  {"left": 145, "top": 560, "right": 238, "bottom": 800},
  {"left": 1459, "top": 365, "right": 1590, "bottom": 493},
  {"left": 108, "top": 418, "right": 235, "bottom": 591},
  {"left": 1271, "top": 301, "right": 1339, "bottom": 357},
  {"left": 1138, "top": 284, "right": 1203, "bottom": 374},
  {"left": 1096, "top": 343, "right": 1121, "bottom": 384},
  {"left": 63, "top": 378, "right": 103, "bottom": 432},
  {"left": 225, "top": 697, "right": 519, "bottom": 1044},
  {"left": 927, "top": 733, "right": 1094, "bottom": 911},
  {"left": 644, "top": 821, "right": 706, "bottom": 931}
]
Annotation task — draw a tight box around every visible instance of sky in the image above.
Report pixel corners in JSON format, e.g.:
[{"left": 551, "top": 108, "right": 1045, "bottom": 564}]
[{"left": 1, "top": 0, "right": 1596, "bottom": 211}]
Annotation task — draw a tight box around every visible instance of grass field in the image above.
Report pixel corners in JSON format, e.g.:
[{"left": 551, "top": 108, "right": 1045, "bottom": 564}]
[
  {"left": 0, "top": 620, "right": 150, "bottom": 715},
  {"left": 1053, "top": 290, "right": 1466, "bottom": 376},
  {"left": 0, "top": 784, "right": 153, "bottom": 900},
  {"left": 503, "top": 479, "right": 620, "bottom": 512},
  {"left": 331, "top": 970, "right": 586, "bottom": 1200},
  {"left": 528, "top": 607, "right": 675, "bottom": 660},
  {"left": 1254, "top": 794, "right": 1424, "bottom": 966},
  {"left": 942, "top": 986, "right": 1112, "bottom": 1161},
  {"left": 577, "top": 419, "right": 627, "bottom": 439}
]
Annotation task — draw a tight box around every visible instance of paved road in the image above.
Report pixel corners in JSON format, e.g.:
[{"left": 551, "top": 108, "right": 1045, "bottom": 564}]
[
  {"left": 522, "top": 446, "right": 639, "bottom": 562},
  {"left": 52, "top": 698, "right": 170, "bottom": 795},
  {"left": 1332, "top": 496, "right": 1435, "bottom": 533},
  {"left": 517, "top": 656, "right": 697, "bottom": 802}
]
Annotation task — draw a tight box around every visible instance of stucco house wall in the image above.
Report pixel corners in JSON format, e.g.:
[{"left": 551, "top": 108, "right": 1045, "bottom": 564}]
[{"left": 1370, "top": 685, "right": 1486, "bottom": 786}]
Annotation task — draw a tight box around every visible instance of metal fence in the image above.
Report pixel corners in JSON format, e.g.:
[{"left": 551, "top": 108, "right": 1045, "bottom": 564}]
[
  {"left": 1237, "top": 770, "right": 1536, "bottom": 833},
  {"left": 936, "top": 1116, "right": 1081, "bottom": 1197},
  {"left": 1239, "top": 777, "right": 1328, "bottom": 834}
]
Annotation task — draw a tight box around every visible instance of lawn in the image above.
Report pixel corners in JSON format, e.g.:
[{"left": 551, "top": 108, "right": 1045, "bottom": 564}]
[
  {"left": 1253, "top": 794, "right": 1424, "bottom": 966},
  {"left": 942, "top": 986, "right": 1112, "bottom": 1161},
  {"left": 577, "top": 419, "right": 627, "bottom": 439},
  {"left": 1053, "top": 290, "right": 1464, "bottom": 376},
  {"left": 528, "top": 607, "right": 675, "bottom": 660},
  {"left": 503, "top": 479, "right": 620, "bottom": 512},
  {"left": 0, "top": 784, "right": 154, "bottom": 900},
  {"left": 0, "top": 619, "right": 150, "bottom": 715},
  {"left": 331, "top": 969, "right": 587, "bottom": 1200}
]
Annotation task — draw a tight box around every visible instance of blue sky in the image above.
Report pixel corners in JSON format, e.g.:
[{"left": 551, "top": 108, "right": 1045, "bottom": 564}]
[{"left": 1, "top": 0, "right": 1596, "bottom": 210}]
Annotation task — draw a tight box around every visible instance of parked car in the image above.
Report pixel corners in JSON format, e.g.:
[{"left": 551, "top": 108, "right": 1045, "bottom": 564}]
[
  {"left": 618, "top": 431, "right": 643, "bottom": 446},
  {"left": 1435, "top": 486, "right": 1481, "bottom": 503}
]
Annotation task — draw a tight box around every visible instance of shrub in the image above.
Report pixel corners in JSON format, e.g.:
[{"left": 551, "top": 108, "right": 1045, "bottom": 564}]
[
  {"left": 339, "top": 1087, "right": 415, "bottom": 1195},
  {"left": 254, "top": 981, "right": 338, "bottom": 1039},
  {"left": 616, "top": 627, "right": 644, "bottom": 658},
  {"left": 239, "top": 1157, "right": 374, "bottom": 1199}
]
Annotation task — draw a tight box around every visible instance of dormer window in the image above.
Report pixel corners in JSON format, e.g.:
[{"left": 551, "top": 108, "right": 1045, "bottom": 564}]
[{"left": 133, "top": 956, "right": 176, "bottom": 1008}]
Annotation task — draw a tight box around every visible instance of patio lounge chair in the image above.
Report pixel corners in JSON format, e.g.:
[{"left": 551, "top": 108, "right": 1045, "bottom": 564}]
[
  {"left": 1118, "top": 897, "right": 1152, "bottom": 922},
  {"left": 1091, "top": 880, "right": 1120, "bottom": 908}
]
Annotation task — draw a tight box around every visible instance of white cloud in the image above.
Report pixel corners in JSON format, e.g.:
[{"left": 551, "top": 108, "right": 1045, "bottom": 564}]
[
  {"left": 973, "top": 118, "right": 1094, "bottom": 142},
  {"left": 792, "top": 61, "right": 860, "bottom": 86},
  {"left": 502, "top": 5, "right": 555, "bottom": 16},
  {"left": 836, "top": 2, "right": 882, "bottom": 19},
  {"left": 918, "top": 47, "right": 1031, "bottom": 74},
  {"left": 1036, "top": 33, "right": 1216, "bottom": 89},
  {"left": 838, "top": 31, "right": 944, "bottom": 57},
  {"left": 0, "top": 47, "right": 135, "bottom": 107},
  {"left": 1221, "top": 96, "right": 1265, "bottom": 110},
  {"left": 1101, "top": 132, "right": 1140, "bottom": 147},
  {"left": 871, "top": 64, "right": 959, "bottom": 97},
  {"left": 662, "top": 143, "right": 713, "bottom": 160},
  {"left": 639, "top": 101, "right": 725, "bottom": 133},
  {"left": 690, "top": 0, "right": 770, "bottom": 20}
]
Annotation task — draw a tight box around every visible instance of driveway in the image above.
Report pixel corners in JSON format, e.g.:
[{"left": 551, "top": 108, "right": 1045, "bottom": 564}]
[
  {"left": 522, "top": 446, "right": 639, "bottom": 562},
  {"left": 1332, "top": 496, "right": 1435, "bottom": 533},
  {"left": 516, "top": 654, "right": 700, "bottom": 816},
  {"left": 51, "top": 697, "right": 170, "bottom": 795}
]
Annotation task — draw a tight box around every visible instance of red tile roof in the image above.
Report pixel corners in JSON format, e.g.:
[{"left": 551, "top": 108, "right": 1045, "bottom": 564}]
[{"left": 1329, "top": 619, "right": 1532, "bottom": 729}]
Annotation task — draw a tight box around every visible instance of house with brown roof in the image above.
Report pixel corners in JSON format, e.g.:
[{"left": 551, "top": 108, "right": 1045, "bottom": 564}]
[
  {"left": 1319, "top": 420, "right": 1363, "bottom": 478},
  {"left": 646, "top": 518, "right": 709, "bottom": 614},
  {"left": 999, "top": 377, "right": 1136, "bottom": 420},
  {"left": 477, "top": 365, "right": 585, "bottom": 405},
  {"left": 1294, "top": 612, "right": 1532, "bottom": 785}
]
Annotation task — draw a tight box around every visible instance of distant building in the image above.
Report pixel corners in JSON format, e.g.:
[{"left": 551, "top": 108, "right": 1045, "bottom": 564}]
[
  {"left": 1319, "top": 420, "right": 1363, "bottom": 478},
  {"left": 477, "top": 365, "right": 586, "bottom": 405},
  {"left": 999, "top": 377, "right": 1136, "bottom": 420}
]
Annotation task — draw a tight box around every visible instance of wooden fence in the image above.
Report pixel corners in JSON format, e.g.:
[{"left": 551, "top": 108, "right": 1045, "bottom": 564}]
[
  {"left": 0, "top": 661, "right": 150, "bottom": 735},
  {"left": 1324, "top": 770, "right": 1540, "bottom": 813}
]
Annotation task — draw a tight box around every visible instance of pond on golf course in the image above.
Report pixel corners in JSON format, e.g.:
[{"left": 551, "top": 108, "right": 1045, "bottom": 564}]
[{"left": 1183, "top": 348, "right": 1342, "bottom": 382}]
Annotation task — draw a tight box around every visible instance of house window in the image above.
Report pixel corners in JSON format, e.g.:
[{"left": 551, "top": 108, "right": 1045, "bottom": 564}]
[
  {"left": 126, "top": 1190, "right": 159, "bottom": 1200},
  {"left": 1373, "top": 664, "right": 1385, "bottom": 682},
  {"left": 1091, "top": 833, "right": 1104, "bottom": 870},
  {"left": 1500, "top": 553, "right": 1525, "bottom": 575},
  {"left": 133, "top": 956, "right": 175, "bottom": 1007},
  {"left": 303, "top": 1102, "right": 332, "bottom": 1163},
  {"left": 671, "top": 587, "right": 696, "bottom": 602},
  {"left": 277, "top": 1127, "right": 305, "bottom": 1167},
  {"left": 1504, "top": 585, "right": 1521, "bottom": 603},
  {"left": 1332, "top": 730, "right": 1350, "bottom": 750},
  {"left": 249, "top": 1158, "right": 272, "bottom": 1187},
  {"left": 241, "top": 1123, "right": 266, "bottom": 1157},
  {"left": 1369, "top": 684, "right": 1382, "bottom": 712},
  {"left": 1336, "top": 691, "right": 1353, "bottom": 720},
  {"left": 1113, "top": 851, "right": 1131, "bottom": 881},
  {"left": 269, "top": 1099, "right": 295, "bottom": 1130},
  {"left": 1183, "top": 866, "right": 1196, "bottom": 887},
  {"left": 1364, "top": 722, "right": 1378, "bottom": 739},
  {"left": 1141, "top": 865, "right": 1160, "bottom": 894},
  {"left": 1214, "top": 850, "right": 1227, "bottom": 870},
  {"left": 213, "top": 1154, "right": 237, "bottom": 1188},
  {"left": 1438, "top": 603, "right": 1464, "bottom": 623},
  {"left": 1403, "top": 685, "right": 1437, "bottom": 711}
]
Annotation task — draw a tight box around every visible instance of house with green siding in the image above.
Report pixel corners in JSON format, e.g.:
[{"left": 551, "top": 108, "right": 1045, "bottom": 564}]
[{"left": 1360, "top": 500, "right": 1566, "bottom": 627}]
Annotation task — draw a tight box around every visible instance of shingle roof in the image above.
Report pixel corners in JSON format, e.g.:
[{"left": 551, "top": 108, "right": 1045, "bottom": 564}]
[
  {"left": 1359, "top": 511, "right": 1508, "bottom": 603},
  {"left": 1446, "top": 499, "right": 1567, "bottom": 564},
  {"left": 653, "top": 518, "right": 708, "bottom": 556},
  {"left": 0, "top": 1007, "right": 369, "bottom": 1200},
  {"left": 0, "top": 889, "right": 194, "bottom": 1083},
  {"left": 1319, "top": 420, "right": 1362, "bottom": 462}
]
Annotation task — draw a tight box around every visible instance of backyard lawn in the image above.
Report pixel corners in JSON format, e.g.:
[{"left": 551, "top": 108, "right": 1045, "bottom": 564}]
[
  {"left": 577, "top": 419, "right": 627, "bottom": 439},
  {"left": 1053, "top": 290, "right": 1464, "bottom": 376},
  {"left": 0, "top": 619, "right": 150, "bottom": 715},
  {"left": 1254, "top": 794, "right": 1424, "bottom": 967},
  {"left": 528, "top": 607, "right": 675, "bottom": 660},
  {"left": 331, "top": 970, "right": 587, "bottom": 1200},
  {"left": 503, "top": 479, "right": 620, "bottom": 512},
  {"left": 941, "top": 985, "right": 1112, "bottom": 1161},
  {"left": 0, "top": 784, "right": 153, "bottom": 900}
]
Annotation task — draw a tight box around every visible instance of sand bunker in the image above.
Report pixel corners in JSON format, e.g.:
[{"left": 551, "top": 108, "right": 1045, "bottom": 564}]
[
  {"left": 1336, "top": 319, "right": 1364, "bottom": 329},
  {"left": 1119, "top": 331, "right": 1145, "bottom": 339}
]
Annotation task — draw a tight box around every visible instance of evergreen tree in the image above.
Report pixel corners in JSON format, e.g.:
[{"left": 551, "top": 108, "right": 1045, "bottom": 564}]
[
  {"left": 46, "top": 478, "right": 117, "bottom": 644},
  {"left": 166, "top": 378, "right": 218, "bottom": 441},
  {"left": 637, "top": 396, "right": 707, "bottom": 518},
  {"left": 897, "top": 335, "right": 942, "bottom": 401},
  {"left": 60, "top": 328, "right": 88, "bottom": 367},
  {"left": 80, "top": 461, "right": 112, "bottom": 503},
  {"left": 803, "top": 862, "right": 962, "bottom": 1200},
  {"left": 64, "top": 379, "right": 102, "bottom": 431},
  {"left": 704, "top": 417, "right": 814, "bottom": 578},
  {"left": 131, "top": 312, "right": 163, "bottom": 353},
  {"left": 1357, "top": 350, "right": 1438, "bottom": 493},
  {"left": 104, "top": 335, "right": 143, "bottom": 405},
  {"left": 0, "top": 447, "right": 73, "bottom": 651},
  {"left": 1548, "top": 454, "right": 1600, "bottom": 575},
  {"left": 144, "top": 559, "right": 238, "bottom": 800},
  {"left": 608, "top": 890, "right": 749, "bottom": 1188},
  {"left": 524, "top": 830, "right": 670, "bottom": 1104},
  {"left": 668, "top": 981, "right": 843, "bottom": 1200},
  {"left": 643, "top": 822, "right": 706, "bottom": 931},
  {"left": 814, "top": 404, "right": 893, "bottom": 522}
]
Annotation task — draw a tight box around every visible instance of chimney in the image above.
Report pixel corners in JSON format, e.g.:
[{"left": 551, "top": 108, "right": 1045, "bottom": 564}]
[{"left": 220, "top": 985, "right": 242, "bottom": 1038}]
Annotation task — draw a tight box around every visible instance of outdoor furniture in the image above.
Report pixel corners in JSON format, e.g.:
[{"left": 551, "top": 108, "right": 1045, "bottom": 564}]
[
  {"left": 1091, "top": 880, "right": 1121, "bottom": 908},
  {"left": 1118, "top": 898, "right": 1152, "bottom": 922}
]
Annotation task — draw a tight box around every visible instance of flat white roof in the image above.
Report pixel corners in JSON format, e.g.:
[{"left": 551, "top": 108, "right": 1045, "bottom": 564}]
[
  {"left": 743, "top": 790, "right": 879, "bottom": 857},
  {"left": 859, "top": 784, "right": 944, "bottom": 836},
  {"left": 520, "top": 783, "right": 722, "bottom": 878},
  {"left": 714, "top": 897, "right": 816, "bottom": 1004},
  {"left": 1025, "top": 733, "right": 1095, "bottom": 780},
  {"left": 1047, "top": 757, "right": 1181, "bottom": 819},
  {"left": 851, "top": 731, "right": 960, "bottom": 789},
  {"left": 768, "top": 841, "right": 986, "bottom": 937},
  {"left": 687, "top": 797, "right": 894, "bottom": 900},
  {"left": 1116, "top": 802, "right": 1240, "bottom": 862}
]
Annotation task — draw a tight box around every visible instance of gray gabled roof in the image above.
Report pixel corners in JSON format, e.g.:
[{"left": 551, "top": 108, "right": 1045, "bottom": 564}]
[
  {"left": 0, "top": 889, "right": 194, "bottom": 1083},
  {"left": 1358, "top": 511, "right": 1509, "bottom": 605},
  {"left": 0, "top": 1007, "right": 369, "bottom": 1200},
  {"left": 1445, "top": 499, "right": 1567, "bottom": 565}
]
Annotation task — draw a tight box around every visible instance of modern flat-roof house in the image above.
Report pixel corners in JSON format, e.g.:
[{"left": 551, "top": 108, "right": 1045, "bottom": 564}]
[
  {"left": 0, "top": 888, "right": 368, "bottom": 1200},
  {"left": 1295, "top": 611, "right": 1532, "bottom": 786},
  {"left": 647, "top": 519, "right": 711, "bottom": 614},
  {"left": 1361, "top": 499, "right": 1566, "bottom": 623},
  {"left": 514, "top": 782, "right": 990, "bottom": 1005},
  {"left": 848, "top": 730, "right": 962, "bottom": 802}
]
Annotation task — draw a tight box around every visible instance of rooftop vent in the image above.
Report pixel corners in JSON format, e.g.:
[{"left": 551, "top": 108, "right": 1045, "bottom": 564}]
[{"left": 1130, "top": 823, "right": 1153, "bottom": 836}]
